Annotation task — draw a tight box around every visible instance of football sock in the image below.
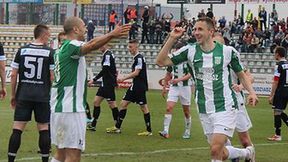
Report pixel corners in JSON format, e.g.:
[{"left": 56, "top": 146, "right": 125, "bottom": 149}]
[
  {"left": 163, "top": 114, "right": 172, "bottom": 133},
  {"left": 144, "top": 112, "right": 152, "bottom": 132},
  {"left": 116, "top": 109, "right": 127, "bottom": 129},
  {"left": 39, "top": 130, "right": 50, "bottom": 162},
  {"left": 274, "top": 115, "right": 282, "bottom": 136},
  {"left": 85, "top": 103, "right": 92, "bottom": 120},
  {"left": 280, "top": 112, "right": 288, "bottom": 126},
  {"left": 8, "top": 129, "right": 23, "bottom": 162},
  {"left": 111, "top": 107, "right": 119, "bottom": 124},
  {"left": 92, "top": 106, "right": 101, "bottom": 127},
  {"left": 184, "top": 116, "right": 191, "bottom": 132},
  {"left": 226, "top": 145, "right": 249, "bottom": 159}
]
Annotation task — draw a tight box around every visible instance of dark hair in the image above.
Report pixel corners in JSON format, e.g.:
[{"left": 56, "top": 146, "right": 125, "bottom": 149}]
[
  {"left": 196, "top": 17, "right": 215, "bottom": 30},
  {"left": 128, "top": 39, "right": 139, "bottom": 44},
  {"left": 275, "top": 46, "right": 287, "bottom": 57},
  {"left": 34, "top": 24, "right": 49, "bottom": 39}
]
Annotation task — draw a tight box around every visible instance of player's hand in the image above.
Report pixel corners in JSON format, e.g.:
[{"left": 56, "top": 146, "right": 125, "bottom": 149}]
[
  {"left": 0, "top": 88, "right": 6, "bottom": 100},
  {"left": 231, "top": 84, "right": 243, "bottom": 93},
  {"left": 111, "top": 22, "right": 131, "bottom": 38},
  {"left": 268, "top": 95, "right": 273, "bottom": 105},
  {"left": 247, "top": 93, "right": 258, "bottom": 107},
  {"left": 88, "top": 80, "right": 94, "bottom": 87},
  {"left": 170, "top": 79, "right": 179, "bottom": 85},
  {"left": 10, "top": 97, "right": 16, "bottom": 110},
  {"left": 117, "top": 78, "right": 124, "bottom": 82},
  {"left": 170, "top": 27, "right": 186, "bottom": 39}
]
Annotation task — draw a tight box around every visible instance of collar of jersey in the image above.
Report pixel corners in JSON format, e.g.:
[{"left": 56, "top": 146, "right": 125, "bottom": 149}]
[{"left": 197, "top": 42, "right": 219, "bottom": 54}]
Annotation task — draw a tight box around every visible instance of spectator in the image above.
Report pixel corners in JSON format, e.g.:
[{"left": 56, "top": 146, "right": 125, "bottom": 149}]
[
  {"left": 129, "top": 20, "right": 140, "bottom": 40},
  {"left": 259, "top": 7, "right": 267, "bottom": 31},
  {"left": 274, "top": 29, "right": 285, "bottom": 45},
  {"left": 130, "top": 7, "right": 138, "bottom": 22},
  {"left": 206, "top": 8, "right": 214, "bottom": 19},
  {"left": 87, "top": 20, "right": 95, "bottom": 41},
  {"left": 235, "top": 15, "right": 245, "bottom": 33},
  {"left": 251, "top": 17, "right": 258, "bottom": 30},
  {"left": 249, "top": 33, "right": 260, "bottom": 52},
  {"left": 281, "top": 33, "right": 288, "bottom": 50},
  {"left": 197, "top": 9, "right": 205, "bottom": 18},
  {"left": 124, "top": 7, "right": 131, "bottom": 24},
  {"left": 141, "top": 6, "right": 150, "bottom": 44},
  {"left": 270, "top": 9, "right": 278, "bottom": 26},
  {"left": 263, "top": 29, "right": 271, "bottom": 47},
  {"left": 109, "top": 10, "right": 117, "bottom": 32},
  {"left": 162, "top": 12, "right": 173, "bottom": 41},
  {"left": 246, "top": 9, "right": 253, "bottom": 24},
  {"left": 155, "top": 18, "right": 163, "bottom": 44},
  {"left": 149, "top": 19, "right": 156, "bottom": 44},
  {"left": 243, "top": 32, "right": 252, "bottom": 52},
  {"left": 218, "top": 16, "right": 227, "bottom": 29}
]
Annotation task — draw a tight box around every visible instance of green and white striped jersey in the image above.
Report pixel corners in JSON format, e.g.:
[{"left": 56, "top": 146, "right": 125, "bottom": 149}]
[
  {"left": 171, "top": 42, "right": 243, "bottom": 114},
  {"left": 167, "top": 62, "right": 193, "bottom": 87},
  {"left": 50, "top": 40, "right": 87, "bottom": 113}
]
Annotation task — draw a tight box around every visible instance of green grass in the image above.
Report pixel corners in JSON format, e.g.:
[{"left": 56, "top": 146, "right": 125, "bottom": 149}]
[{"left": 0, "top": 86, "right": 287, "bottom": 162}]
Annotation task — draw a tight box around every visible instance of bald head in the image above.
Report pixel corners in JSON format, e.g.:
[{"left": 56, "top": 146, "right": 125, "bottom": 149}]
[{"left": 64, "top": 17, "right": 84, "bottom": 34}]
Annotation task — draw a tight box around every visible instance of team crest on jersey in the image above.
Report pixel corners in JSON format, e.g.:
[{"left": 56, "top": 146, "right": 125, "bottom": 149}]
[{"left": 214, "top": 57, "right": 222, "bottom": 65}]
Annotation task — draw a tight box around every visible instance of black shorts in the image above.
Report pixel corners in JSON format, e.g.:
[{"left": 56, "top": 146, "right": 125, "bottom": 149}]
[
  {"left": 14, "top": 100, "right": 50, "bottom": 123},
  {"left": 272, "top": 90, "right": 288, "bottom": 110},
  {"left": 123, "top": 89, "right": 147, "bottom": 105},
  {"left": 96, "top": 86, "right": 116, "bottom": 101}
]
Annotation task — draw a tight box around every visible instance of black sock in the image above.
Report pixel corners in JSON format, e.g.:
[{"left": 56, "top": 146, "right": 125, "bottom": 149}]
[
  {"left": 144, "top": 113, "right": 152, "bottom": 132},
  {"left": 85, "top": 103, "right": 92, "bottom": 120},
  {"left": 111, "top": 107, "right": 119, "bottom": 124},
  {"left": 39, "top": 130, "right": 50, "bottom": 162},
  {"left": 92, "top": 106, "right": 101, "bottom": 127},
  {"left": 8, "top": 129, "right": 23, "bottom": 162},
  {"left": 116, "top": 109, "right": 127, "bottom": 129},
  {"left": 281, "top": 112, "right": 288, "bottom": 126},
  {"left": 274, "top": 115, "right": 282, "bottom": 136}
]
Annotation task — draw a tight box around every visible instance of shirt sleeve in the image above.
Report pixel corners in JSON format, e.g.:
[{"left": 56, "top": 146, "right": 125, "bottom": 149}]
[
  {"left": 11, "top": 49, "right": 21, "bottom": 69},
  {"left": 274, "top": 64, "right": 280, "bottom": 81},
  {"left": 170, "top": 45, "right": 189, "bottom": 65},
  {"left": 68, "top": 40, "right": 85, "bottom": 59},
  {"left": 135, "top": 57, "right": 143, "bottom": 70},
  {"left": 230, "top": 48, "right": 243, "bottom": 73}
]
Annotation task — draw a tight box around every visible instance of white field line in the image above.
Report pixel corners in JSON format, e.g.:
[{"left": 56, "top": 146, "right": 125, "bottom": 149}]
[{"left": 1, "top": 142, "right": 287, "bottom": 162}]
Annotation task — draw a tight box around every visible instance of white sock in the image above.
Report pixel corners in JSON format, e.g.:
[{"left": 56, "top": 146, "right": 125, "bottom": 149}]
[
  {"left": 163, "top": 114, "right": 172, "bottom": 133},
  {"left": 226, "top": 145, "right": 249, "bottom": 159},
  {"left": 51, "top": 157, "right": 62, "bottom": 162},
  {"left": 184, "top": 116, "right": 191, "bottom": 132},
  {"left": 211, "top": 160, "right": 222, "bottom": 162}
]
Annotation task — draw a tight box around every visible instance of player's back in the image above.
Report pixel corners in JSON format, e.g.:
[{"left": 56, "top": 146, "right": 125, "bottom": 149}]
[{"left": 12, "top": 43, "right": 54, "bottom": 102}]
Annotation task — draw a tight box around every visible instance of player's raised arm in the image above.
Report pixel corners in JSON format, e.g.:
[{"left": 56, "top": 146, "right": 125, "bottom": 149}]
[
  {"left": 81, "top": 23, "right": 131, "bottom": 55},
  {"left": 156, "top": 27, "right": 185, "bottom": 67}
]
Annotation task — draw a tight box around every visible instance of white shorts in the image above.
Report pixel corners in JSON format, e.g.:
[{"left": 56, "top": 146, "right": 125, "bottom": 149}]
[
  {"left": 235, "top": 104, "right": 252, "bottom": 132},
  {"left": 199, "top": 109, "right": 237, "bottom": 138},
  {"left": 167, "top": 86, "right": 191, "bottom": 105},
  {"left": 50, "top": 112, "right": 86, "bottom": 151}
]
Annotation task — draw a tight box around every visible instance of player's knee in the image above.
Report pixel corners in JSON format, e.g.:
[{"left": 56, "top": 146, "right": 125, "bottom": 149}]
[{"left": 210, "top": 144, "right": 223, "bottom": 157}]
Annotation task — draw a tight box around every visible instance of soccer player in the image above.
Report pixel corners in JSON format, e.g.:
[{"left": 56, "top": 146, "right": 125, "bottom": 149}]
[
  {"left": 156, "top": 17, "right": 258, "bottom": 162},
  {"left": 159, "top": 41, "right": 193, "bottom": 139},
  {"left": 0, "top": 43, "right": 6, "bottom": 100},
  {"left": 106, "top": 39, "right": 152, "bottom": 136},
  {"left": 87, "top": 44, "right": 118, "bottom": 131},
  {"left": 268, "top": 46, "right": 288, "bottom": 141},
  {"left": 8, "top": 24, "right": 54, "bottom": 162},
  {"left": 50, "top": 17, "right": 130, "bottom": 162},
  {"left": 213, "top": 33, "right": 254, "bottom": 162}
]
